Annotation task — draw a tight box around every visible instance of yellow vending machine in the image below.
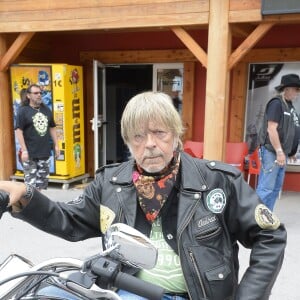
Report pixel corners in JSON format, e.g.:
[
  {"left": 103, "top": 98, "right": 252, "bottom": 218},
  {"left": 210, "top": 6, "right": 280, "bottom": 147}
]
[{"left": 10, "top": 64, "right": 88, "bottom": 188}]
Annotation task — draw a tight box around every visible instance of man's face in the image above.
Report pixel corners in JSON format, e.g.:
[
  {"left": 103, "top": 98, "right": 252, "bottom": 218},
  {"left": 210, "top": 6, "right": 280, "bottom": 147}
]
[
  {"left": 128, "top": 121, "right": 177, "bottom": 173},
  {"left": 28, "top": 87, "right": 42, "bottom": 107},
  {"left": 284, "top": 87, "right": 300, "bottom": 101}
]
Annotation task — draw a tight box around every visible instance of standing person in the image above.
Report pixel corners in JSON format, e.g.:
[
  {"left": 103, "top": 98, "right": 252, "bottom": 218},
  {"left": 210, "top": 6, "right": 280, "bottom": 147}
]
[
  {"left": 15, "top": 84, "right": 60, "bottom": 190},
  {"left": 257, "top": 73, "right": 300, "bottom": 211},
  {"left": 0, "top": 91, "right": 286, "bottom": 299}
]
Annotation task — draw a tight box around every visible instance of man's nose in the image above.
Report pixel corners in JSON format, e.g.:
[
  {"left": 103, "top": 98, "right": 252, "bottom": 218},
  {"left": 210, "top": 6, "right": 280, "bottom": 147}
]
[{"left": 144, "top": 133, "right": 156, "bottom": 147}]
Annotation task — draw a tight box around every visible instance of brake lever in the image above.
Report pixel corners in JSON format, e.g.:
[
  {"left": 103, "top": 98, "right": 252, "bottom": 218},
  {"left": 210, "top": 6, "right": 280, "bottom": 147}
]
[{"left": 0, "top": 190, "right": 9, "bottom": 219}]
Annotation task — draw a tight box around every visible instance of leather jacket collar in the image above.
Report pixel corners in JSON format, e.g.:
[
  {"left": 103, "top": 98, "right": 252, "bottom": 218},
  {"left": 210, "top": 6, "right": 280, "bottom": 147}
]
[{"left": 108, "top": 152, "right": 209, "bottom": 192}]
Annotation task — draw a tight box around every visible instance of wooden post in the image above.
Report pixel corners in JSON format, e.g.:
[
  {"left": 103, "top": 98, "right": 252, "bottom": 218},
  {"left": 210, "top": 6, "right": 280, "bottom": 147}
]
[
  {"left": 182, "top": 62, "right": 195, "bottom": 141},
  {"left": 204, "top": 0, "right": 231, "bottom": 160},
  {"left": 229, "top": 62, "right": 248, "bottom": 142},
  {"left": 0, "top": 35, "right": 14, "bottom": 180}
]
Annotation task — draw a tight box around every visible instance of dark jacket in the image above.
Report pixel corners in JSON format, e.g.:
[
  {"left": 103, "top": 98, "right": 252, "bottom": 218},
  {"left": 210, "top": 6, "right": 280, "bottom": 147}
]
[
  {"left": 13, "top": 152, "right": 287, "bottom": 300},
  {"left": 258, "top": 96, "right": 296, "bottom": 155}
]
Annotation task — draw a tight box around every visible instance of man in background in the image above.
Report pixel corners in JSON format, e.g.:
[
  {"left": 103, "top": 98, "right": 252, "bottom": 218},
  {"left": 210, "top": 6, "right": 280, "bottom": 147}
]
[
  {"left": 15, "top": 84, "right": 59, "bottom": 190},
  {"left": 257, "top": 73, "right": 300, "bottom": 210}
]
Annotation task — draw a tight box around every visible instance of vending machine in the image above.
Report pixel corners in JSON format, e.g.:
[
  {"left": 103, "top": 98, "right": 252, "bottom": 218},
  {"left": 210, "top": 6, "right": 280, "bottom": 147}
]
[{"left": 10, "top": 64, "right": 87, "bottom": 186}]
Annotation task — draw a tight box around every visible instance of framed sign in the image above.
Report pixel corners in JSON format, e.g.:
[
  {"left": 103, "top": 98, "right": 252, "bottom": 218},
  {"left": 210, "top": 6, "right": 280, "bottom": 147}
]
[
  {"left": 245, "top": 62, "right": 300, "bottom": 170},
  {"left": 262, "top": 0, "right": 300, "bottom": 15}
]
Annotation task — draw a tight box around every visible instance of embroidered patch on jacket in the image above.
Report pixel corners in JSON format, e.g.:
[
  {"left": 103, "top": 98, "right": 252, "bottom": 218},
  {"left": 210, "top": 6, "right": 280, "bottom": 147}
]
[
  {"left": 206, "top": 188, "right": 226, "bottom": 213},
  {"left": 255, "top": 204, "right": 280, "bottom": 230},
  {"left": 100, "top": 205, "right": 116, "bottom": 233}
]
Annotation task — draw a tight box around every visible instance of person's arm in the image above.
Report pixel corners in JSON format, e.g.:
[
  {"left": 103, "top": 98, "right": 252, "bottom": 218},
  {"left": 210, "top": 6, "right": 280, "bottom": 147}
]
[
  {"left": 267, "top": 120, "right": 286, "bottom": 165},
  {"left": 0, "top": 179, "right": 100, "bottom": 241},
  {"left": 227, "top": 174, "right": 286, "bottom": 299},
  {"left": 15, "top": 128, "right": 29, "bottom": 162},
  {"left": 49, "top": 127, "right": 60, "bottom": 158}
]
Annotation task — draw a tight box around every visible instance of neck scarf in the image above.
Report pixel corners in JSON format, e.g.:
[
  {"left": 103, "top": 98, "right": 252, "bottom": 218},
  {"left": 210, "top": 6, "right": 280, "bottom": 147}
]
[{"left": 133, "top": 153, "right": 180, "bottom": 223}]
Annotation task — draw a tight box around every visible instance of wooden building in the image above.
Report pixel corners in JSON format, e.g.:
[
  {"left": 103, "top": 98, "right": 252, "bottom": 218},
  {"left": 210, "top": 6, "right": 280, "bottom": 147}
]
[{"left": 1, "top": 0, "right": 300, "bottom": 191}]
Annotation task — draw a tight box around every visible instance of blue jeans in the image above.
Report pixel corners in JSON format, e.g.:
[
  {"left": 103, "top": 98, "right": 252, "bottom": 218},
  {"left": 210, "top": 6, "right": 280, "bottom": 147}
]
[
  {"left": 38, "top": 286, "right": 188, "bottom": 299},
  {"left": 37, "top": 285, "right": 80, "bottom": 299},
  {"left": 118, "top": 289, "right": 188, "bottom": 299},
  {"left": 256, "top": 146, "right": 286, "bottom": 211}
]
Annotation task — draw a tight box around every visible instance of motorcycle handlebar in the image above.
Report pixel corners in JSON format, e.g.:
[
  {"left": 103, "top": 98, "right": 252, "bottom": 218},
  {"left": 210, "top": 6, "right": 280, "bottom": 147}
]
[{"left": 114, "top": 271, "right": 165, "bottom": 300}]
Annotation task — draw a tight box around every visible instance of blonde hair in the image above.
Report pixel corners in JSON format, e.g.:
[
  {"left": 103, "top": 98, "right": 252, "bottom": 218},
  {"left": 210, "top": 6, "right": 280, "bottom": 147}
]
[{"left": 121, "top": 91, "right": 185, "bottom": 150}]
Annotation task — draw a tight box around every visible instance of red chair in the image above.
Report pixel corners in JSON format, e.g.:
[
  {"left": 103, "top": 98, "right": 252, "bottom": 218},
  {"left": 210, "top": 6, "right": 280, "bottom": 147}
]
[
  {"left": 183, "top": 140, "right": 204, "bottom": 159},
  {"left": 247, "top": 147, "right": 261, "bottom": 187},
  {"left": 225, "top": 142, "right": 248, "bottom": 172}
]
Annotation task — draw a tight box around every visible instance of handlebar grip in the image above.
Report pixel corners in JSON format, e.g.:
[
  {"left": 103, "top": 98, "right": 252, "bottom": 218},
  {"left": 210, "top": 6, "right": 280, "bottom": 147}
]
[
  {"left": 0, "top": 190, "right": 9, "bottom": 219},
  {"left": 114, "top": 271, "right": 164, "bottom": 300}
]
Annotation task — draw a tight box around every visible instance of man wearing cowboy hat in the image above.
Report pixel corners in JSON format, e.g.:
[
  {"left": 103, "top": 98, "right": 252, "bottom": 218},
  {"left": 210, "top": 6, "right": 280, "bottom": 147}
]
[{"left": 257, "top": 73, "right": 300, "bottom": 211}]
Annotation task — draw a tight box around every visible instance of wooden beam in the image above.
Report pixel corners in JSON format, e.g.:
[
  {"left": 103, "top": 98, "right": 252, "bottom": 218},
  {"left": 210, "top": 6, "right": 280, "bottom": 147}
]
[
  {"left": 0, "top": 32, "right": 35, "bottom": 72},
  {"left": 204, "top": 0, "right": 231, "bottom": 161},
  {"left": 171, "top": 26, "right": 207, "bottom": 67},
  {"left": 182, "top": 62, "right": 195, "bottom": 140},
  {"left": 0, "top": 1, "right": 209, "bottom": 33},
  {"left": 231, "top": 24, "right": 256, "bottom": 38},
  {"left": 263, "top": 13, "right": 300, "bottom": 24},
  {"left": 228, "top": 22, "right": 274, "bottom": 70},
  {"left": 80, "top": 49, "right": 197, "bottom": 64},
  {"left": 229, "top": 62, "right": 248, "bottom": 142},
  {"left": 0, "top": 35, "right": 14, "bottom": 180},
  {"left": 242, "top": 47, "right": 300, "bottom": 62}
]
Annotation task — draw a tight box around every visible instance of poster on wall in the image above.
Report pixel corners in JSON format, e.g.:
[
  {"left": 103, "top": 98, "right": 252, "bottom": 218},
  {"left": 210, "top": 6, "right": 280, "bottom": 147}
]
[{"left": 245, "top": 62, "right": 300, "bottom": 168}]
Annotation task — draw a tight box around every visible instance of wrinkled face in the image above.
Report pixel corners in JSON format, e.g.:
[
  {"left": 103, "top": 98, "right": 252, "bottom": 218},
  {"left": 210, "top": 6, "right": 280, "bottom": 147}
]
[{"left": 128, "top": 121, "right": 177, "bottom": 173}]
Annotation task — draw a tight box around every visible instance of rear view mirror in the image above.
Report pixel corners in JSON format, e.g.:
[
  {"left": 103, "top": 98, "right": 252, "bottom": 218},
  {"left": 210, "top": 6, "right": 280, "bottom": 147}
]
[{"left": 104, "top": 223, "right": 157, "bottom": 269}]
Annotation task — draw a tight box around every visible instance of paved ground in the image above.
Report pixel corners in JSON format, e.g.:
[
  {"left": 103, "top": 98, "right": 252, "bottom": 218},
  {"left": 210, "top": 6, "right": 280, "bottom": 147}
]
[
  {"left": 0, "top": 182, "right": 299, "bottom": 299},
  {"left": 238, "top": 191, "right": 299, "bottom": 300}
]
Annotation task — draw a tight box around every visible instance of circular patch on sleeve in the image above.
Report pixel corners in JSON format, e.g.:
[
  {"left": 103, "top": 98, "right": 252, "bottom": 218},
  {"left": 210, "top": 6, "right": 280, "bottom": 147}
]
[
  {"left": 255, "top": 204, "right": 280, "bottom": 230},
  {"left": 206, "top": 188, "right": 226, "bottom": 213}
]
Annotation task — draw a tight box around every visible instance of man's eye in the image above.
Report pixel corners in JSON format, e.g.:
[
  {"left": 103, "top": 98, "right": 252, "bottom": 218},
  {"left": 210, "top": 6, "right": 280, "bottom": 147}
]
[
  {"left": 134, "top": 134, "right": 145, "bottom": 142},
  {"left": 154, "top": 131, "right": 167, "bottom": 138}
]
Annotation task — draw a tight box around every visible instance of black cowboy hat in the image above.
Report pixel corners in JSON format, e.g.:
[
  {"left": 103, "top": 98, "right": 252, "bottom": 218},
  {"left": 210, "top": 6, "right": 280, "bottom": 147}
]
[{"left": 275, "top": 73, "right": 300, "bottom": 91}]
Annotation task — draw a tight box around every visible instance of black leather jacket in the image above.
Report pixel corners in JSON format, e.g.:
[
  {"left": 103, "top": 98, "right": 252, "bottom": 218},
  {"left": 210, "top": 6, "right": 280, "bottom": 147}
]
[{"left": 14, "top": 152, "right": 287, "bottom": 300}]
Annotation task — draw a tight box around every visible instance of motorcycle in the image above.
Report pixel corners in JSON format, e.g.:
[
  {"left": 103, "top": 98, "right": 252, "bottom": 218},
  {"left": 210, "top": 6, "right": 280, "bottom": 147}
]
[{"left": 0, "top": 190, "right": 164, "bottom": 300}]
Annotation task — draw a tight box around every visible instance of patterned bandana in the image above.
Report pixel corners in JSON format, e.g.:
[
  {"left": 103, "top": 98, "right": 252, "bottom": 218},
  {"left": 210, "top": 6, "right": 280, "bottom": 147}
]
[{"left": 133, "top": 153, "right": 180, "bottom": 223}]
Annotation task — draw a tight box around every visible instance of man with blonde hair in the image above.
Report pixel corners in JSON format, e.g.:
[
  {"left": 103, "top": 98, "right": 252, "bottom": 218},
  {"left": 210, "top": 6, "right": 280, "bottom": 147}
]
[{"left": 0, "top": 91, "right": 286, "bottom": 299}]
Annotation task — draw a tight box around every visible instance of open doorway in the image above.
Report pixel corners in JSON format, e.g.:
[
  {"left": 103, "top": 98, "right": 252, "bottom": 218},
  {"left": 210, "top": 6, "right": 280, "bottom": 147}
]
[
  {"left": 94, "top": 62, "right": 184, "bottom": 167},
  {"left": 105, "top": 64, "right": 153, "bottom": 163}
]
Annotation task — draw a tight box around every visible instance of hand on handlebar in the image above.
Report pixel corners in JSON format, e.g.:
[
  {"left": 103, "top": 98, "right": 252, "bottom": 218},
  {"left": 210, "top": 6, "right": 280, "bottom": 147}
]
[{"left": 0, "top": 181, "right": 27, "bottom": 209}]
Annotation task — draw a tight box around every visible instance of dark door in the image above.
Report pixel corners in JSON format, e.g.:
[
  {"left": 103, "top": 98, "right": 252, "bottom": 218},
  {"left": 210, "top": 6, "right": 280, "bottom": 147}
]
[{"left": 105, "top": 64, "right": 153, "bottom": 163}]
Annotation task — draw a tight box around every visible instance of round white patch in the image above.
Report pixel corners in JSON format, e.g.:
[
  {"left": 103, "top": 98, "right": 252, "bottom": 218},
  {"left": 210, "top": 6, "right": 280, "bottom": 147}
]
[{"left": 206, "top": 188, "right": 226, "bottom": 213}]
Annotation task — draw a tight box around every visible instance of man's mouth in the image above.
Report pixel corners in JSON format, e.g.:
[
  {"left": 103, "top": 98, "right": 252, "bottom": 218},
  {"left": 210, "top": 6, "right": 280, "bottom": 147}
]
[{"left": 145, "top": 155, "right": 160, "bottom": 160}]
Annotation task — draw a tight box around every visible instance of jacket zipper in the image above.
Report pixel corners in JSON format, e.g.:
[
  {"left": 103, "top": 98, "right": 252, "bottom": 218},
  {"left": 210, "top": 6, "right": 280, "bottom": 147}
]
[
  {"left": 188, "top": 249, "right": 207, "bottom": 298},
  {"left": 117, "top": 208, "right": 124, "bottom": 223},
  {"left": 177, "top": 196, "right": 207, "bottom": 299}
]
